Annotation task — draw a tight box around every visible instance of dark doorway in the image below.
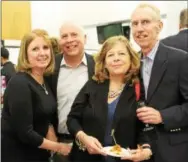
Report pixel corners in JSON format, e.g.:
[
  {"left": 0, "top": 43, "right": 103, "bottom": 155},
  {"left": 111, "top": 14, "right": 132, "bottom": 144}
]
[{"left": 122, "top": 26, "right": 130, "bottom": 40}]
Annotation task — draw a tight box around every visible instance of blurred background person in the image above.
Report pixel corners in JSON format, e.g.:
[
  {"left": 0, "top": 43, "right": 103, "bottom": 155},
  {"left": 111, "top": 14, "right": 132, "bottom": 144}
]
[
  {"left": 161, "top": 8, "right": 188, "bottom": 52},
  {"left": 1, "top": 47, "right": 16, "bottom": 108},
  {"left": 50, "top": 37, "right": 61, "bottom": 55},
  {"left": 67, "top": 36, "right": 152, "bottom": 162},
  {"left": 1, "top": 30, "right": 71, "bottom": 162},
  {"left": 1, "top": 47, "right": 16, "bottom": 85},
  {"left": 1, "top": 39, "right": 5, "bottom": 48}
]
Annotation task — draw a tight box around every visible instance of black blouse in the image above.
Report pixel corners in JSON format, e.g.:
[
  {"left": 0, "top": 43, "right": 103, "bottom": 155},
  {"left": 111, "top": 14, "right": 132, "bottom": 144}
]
[{"left": 1, "top": 72, "right": 57, "bottom": 162}]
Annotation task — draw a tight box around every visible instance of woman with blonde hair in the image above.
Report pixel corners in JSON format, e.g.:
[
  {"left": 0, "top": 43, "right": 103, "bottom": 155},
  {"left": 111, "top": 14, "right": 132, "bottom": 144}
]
[
  {"left": 67, "top": 35, "right": 152, "bottom": 162},
  {"left": 1, "top": 30, "right": 71, "bottom": 162}
]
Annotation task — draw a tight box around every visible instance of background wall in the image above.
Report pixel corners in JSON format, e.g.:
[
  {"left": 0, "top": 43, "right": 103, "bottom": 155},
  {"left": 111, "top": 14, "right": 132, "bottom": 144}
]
[
  {"left": 30, "top": 1, "right": 187, "bottom": 51},
  {"left": 2, "top": 1, "right": 31, "bottom": 40},
  {"left": 2, "top": 1, "right": 187, "bottom": 64}
]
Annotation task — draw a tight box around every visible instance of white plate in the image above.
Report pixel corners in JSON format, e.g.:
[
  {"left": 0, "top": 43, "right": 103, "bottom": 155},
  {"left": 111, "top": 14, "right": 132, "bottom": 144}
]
[{"left": 102, "top": 146, "right": 131, "bottom": 158}]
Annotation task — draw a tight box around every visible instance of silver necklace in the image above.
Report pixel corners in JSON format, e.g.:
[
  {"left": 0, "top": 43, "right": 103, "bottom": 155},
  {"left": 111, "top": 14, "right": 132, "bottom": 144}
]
[
  {"left": 41, "top": 83, "right": 49, "bottom": 95},
  {"left": 108, "top": 84, "right": 125, "bottom": 98}
]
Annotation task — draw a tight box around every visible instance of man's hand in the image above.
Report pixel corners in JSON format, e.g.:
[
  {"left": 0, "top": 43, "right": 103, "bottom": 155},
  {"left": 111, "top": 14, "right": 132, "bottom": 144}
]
[
  {"left": 136, "top": 106, "right": 163, "bottom": 124},
  {"left": 57, "top": 143, "right": 72, "bottom": 156}
]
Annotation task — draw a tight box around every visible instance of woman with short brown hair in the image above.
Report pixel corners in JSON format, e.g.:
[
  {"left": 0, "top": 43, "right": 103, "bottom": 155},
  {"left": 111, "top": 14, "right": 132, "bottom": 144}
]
[{"left": 67, "top": 35, "right": 152, "bottom": 162}]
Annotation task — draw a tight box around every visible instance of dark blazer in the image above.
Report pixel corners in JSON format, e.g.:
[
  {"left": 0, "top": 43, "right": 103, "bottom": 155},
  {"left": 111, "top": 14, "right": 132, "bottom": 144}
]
[
  {"left": 46, "top": 53, "right": 95, "bottom": 133},
  {"left": 143, "top": 42, "right": 188, "bottom": 162},
  {"left": 161, "top": 29, "right": 188, "bottom": 52},
  {"left": 67, "top": 79, "right": 150, "bottom": 162}
]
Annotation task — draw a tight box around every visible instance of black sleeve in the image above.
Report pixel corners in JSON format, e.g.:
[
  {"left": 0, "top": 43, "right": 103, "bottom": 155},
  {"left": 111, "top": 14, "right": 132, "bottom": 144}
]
[
  {"left": 160, "top": 53, "right": 188, "bottom": 130},
  {"left": 67, "top": 81, "right": 90, "bottom": 137},
  {"left": 7, "top": 76, "right": 44, "bottom": 147}
]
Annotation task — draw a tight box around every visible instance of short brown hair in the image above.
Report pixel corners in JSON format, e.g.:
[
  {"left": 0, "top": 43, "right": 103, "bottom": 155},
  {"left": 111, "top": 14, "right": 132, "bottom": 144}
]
[
  {"left": 93, "top": 35, "right": 140, "bottom": 84},
  {"left": 16, "top": 31, "right": 55, "bottom": 75},
  {"left": 180, "top": 8, "right": 188, "bottom": 28}
]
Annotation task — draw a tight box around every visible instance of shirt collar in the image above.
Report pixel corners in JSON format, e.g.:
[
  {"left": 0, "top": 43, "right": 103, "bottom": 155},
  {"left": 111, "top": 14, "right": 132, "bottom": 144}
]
[
  {"left": 61, "top": 53, "right": 87, "bottom": 67},
  {"left": 142, "top": 41, "right": 159, "bottom": 61}
]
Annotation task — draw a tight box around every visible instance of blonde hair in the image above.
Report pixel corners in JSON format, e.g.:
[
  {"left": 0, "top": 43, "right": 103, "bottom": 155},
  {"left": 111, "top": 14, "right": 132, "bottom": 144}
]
[
  {"left": 16, "top": 31, "right": 55, "bottom": 75},
  {"left": 32, "top": 29, "right": 49, "bottom": 36},
  {"left": 134, "top": 3, "right": 161, "bottom": 21},
  {"left": 93, "top": 35, "right": 140, "bottom": 84}
]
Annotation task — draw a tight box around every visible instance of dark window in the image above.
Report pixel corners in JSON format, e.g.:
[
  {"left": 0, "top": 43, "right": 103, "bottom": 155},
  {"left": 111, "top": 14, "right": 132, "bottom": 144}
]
[
  {"left": 122, "top": 26, "right": 130, "bottom": 41},
  {"left": 97, "top": 23, "right": 123, "bottom": 44}
]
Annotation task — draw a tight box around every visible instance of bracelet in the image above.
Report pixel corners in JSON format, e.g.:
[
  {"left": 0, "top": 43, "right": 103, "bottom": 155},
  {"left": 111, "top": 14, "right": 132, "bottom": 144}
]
[
  {"left": 75, "top": 132, "right": 87, "bottom": 151},
  {"left": 142, "top": 147, "right": 152, "bottom": 160},
  {"left": 75, "top": 138, "right": 86, "bottom": 151},
  {"left": 141, "top": 145, "right": 151, "bottom": 149}
]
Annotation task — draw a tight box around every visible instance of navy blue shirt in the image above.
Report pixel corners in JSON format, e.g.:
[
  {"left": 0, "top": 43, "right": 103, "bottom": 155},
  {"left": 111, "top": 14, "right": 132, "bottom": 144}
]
[
  {"left": 104, "top": 96, "right": 120, "bottom": 146},
  {"left": 104, "top": 96, "right": 120, "bottom": 162}
]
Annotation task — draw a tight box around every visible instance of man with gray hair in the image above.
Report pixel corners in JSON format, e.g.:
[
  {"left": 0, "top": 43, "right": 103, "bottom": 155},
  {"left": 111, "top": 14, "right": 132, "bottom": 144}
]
[
  {"left": 161, "top": 8, "right": 188, "bottom": 52},
  {"left": 130, "top": 3, "right": 188, "bottom": 162},
  {"left": 46, "top": 21, "right": 95, "bottom": 162}
]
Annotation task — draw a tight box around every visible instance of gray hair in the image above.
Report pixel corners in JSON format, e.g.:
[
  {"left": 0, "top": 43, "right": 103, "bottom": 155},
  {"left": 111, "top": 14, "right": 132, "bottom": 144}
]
[
  {"left": 133, "top": 3, "right": 161, "bottom": 21},
  {"left": 59, "top": 21, "right": 86, "bottom": 35}
]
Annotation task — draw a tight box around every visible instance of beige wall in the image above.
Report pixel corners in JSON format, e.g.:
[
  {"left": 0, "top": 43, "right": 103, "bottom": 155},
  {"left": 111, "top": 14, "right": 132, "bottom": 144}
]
[{"left": 2, "top": 1, "right": 31, "bottom": 40}]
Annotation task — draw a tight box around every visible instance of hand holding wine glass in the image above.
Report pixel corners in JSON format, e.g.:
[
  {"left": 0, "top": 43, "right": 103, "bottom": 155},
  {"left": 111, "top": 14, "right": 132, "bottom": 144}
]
[
  {"left": 136, "top": 101, "right": 163, "bottom": 126},
  {"left": 136, "top": 101, "right": 156, "bottom": 131}
]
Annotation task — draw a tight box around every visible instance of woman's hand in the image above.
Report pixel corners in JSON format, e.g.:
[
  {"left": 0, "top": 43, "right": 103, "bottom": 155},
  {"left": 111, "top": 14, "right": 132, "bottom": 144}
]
[
  {"left": 46, "top": 125, "right": 57, "bottom": 142},
  {"left": 84, "top": 135, "right": 105, "bottom": 155},
  {"left": 77, "top": 131, "right": 106, "bottom": 156},
  {"left": 121, "top": 147, "right": 152, "bottom": 162}
]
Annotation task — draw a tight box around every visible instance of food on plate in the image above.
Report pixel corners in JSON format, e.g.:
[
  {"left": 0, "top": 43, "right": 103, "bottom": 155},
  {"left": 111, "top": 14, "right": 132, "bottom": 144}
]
[{"left": 110, "top": 144, "right": 122, "bottom": 155}]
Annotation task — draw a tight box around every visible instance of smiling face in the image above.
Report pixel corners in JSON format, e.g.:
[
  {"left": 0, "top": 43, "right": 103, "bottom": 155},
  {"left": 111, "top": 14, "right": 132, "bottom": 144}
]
[
  {"left": 27, "top": 36, "right": 51, "bottom": 70},
  {"left": 59, "top": 22, "right": 86, "bottom": 57},
  {"left": 105, "top": 42, "right": 131, "bottom": 78},
  {"left": 131, "top": 6, "right": 163, "bottom": 53}
]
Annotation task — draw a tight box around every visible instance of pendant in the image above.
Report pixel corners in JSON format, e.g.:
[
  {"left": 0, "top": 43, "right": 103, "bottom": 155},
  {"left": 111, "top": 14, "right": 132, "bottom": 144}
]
[{"left": 45, "top": 90, "right": 49, "bottom": 95}]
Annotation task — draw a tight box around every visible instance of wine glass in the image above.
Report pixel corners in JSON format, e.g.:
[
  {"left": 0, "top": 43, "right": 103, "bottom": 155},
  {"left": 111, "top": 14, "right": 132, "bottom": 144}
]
[{"left": 137, "top": 101, "right": 154, "bottom": 132}]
